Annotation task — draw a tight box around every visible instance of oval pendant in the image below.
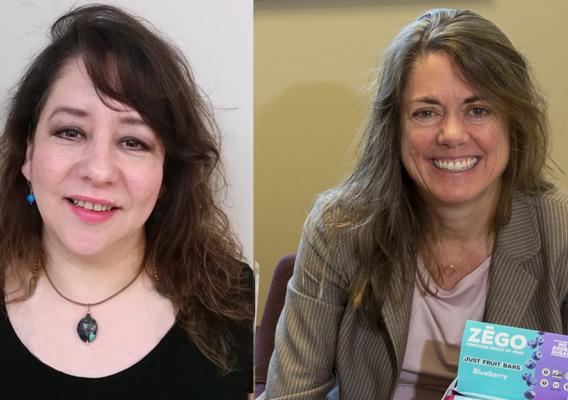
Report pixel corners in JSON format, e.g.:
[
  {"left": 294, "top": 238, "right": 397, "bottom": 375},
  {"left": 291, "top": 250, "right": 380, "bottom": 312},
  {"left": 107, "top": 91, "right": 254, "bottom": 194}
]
[{"left": 77, "top": 312, "right": 97, "bottom": 343}]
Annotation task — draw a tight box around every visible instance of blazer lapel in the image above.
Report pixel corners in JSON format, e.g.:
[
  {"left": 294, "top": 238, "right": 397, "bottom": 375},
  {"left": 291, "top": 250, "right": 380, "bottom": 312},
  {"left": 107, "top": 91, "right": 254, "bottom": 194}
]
[
  {"left": 484, "top": 195, "right": 540, "bottom": 327},
  {"left": 382, "top": 267, "right": 414, "bottom": 369},
  {"left": 381, "top": 195, "right": 542, "bottom": 370}
]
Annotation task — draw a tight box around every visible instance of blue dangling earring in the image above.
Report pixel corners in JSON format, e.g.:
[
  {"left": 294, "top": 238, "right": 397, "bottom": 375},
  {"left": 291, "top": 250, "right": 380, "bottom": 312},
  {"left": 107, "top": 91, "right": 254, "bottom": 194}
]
[{"left": 26, "top": 181, "right": 36, "bottom": 204}]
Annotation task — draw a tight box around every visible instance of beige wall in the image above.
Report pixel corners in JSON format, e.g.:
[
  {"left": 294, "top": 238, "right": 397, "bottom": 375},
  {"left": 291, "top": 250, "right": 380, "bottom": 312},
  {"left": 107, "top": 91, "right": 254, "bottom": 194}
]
[{"left": 255, "top": 0, "right": 568, "bottom": 321}]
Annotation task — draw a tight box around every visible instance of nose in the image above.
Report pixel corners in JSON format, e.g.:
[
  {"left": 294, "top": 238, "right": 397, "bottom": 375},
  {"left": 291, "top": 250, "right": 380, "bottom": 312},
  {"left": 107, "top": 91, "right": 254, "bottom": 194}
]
[
  {"left": 436, "top": 113, "right": 469, "bottom": 147},
  {"left": 77, "top": 139, "right": 118, "bottom": 185}
]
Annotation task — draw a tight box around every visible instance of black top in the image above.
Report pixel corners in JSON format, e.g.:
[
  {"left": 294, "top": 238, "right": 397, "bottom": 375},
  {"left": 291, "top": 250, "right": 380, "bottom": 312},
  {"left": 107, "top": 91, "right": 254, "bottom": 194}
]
[{"left": 0, "top": 306, "right": 253, "bottom": 399}]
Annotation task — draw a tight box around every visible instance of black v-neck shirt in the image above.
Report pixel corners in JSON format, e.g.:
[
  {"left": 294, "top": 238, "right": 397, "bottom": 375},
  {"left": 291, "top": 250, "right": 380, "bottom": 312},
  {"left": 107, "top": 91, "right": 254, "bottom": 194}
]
[{"left": 0, "top": 306, "right": 253, "bottom": 399}]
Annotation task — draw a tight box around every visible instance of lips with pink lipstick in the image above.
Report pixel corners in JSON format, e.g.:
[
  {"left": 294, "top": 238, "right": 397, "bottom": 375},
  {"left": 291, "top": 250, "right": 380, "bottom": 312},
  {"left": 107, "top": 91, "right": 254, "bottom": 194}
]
[
  {"left": 69, "top": 198, "right": 115, "bottom": 212},
  {"left": 66, "top": 196, "right": 119, "bottom": 223},
  {"left": 433, "top": 156, "right": 479, "bottom": 172}
]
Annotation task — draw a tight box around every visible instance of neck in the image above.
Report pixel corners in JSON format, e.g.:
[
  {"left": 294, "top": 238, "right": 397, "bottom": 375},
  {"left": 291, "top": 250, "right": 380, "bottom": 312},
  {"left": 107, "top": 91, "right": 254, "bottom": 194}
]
[
  {"left": 419, "top": 191, "right": 499, "bottom": 284},
  {"left": 41, "top": 235, "right": 146, "bottom": 304},
  {"left": 429, "top": 204, "right": 494, "bottom": 244},
  {"left": 424, "top": 189, "right": 500, "bottom": 244}
]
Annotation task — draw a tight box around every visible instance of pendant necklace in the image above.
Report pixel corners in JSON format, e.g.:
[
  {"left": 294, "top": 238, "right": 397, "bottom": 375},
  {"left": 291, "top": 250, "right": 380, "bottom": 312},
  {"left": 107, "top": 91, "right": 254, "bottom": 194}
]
[
  {"left": 442, "top": 264, "right": 456, "bottom": 277},
  {"left": 43, "top": 266, "right": 144, "bottom": 344},
  {"left": 437, "top": 234, "right": 495, "bottom": 279}
]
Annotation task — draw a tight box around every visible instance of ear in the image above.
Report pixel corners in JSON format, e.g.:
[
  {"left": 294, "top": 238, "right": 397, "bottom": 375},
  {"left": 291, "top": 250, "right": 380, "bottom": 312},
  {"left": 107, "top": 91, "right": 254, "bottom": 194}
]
[{"left": 21, "top": 140, "right": 33, "bottom": 181}]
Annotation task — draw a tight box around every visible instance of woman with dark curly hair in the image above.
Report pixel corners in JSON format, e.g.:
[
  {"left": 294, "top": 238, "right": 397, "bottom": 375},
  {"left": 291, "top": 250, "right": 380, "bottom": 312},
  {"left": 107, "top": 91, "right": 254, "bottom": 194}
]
[
  {"left": 0, "top": 4, "right": 253, "bottom": 398},
  {"left": 263, "top": 8, "right": 567, "bottom": 400}
]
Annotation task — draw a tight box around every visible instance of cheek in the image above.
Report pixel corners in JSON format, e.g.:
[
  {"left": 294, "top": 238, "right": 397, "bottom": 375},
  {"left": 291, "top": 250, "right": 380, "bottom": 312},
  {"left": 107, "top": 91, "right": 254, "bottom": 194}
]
[
  {"left": 400, "top": 129, "right": 423, "bottom": 172},
  {"left": 484, "top": 123, "right": 511, "bottom": 168},
  {"left": 28, "top": 150, "right": 67, "bottom": 185},
  {"left": 128, "top": 168, "right": 164, "bottom": 206}
]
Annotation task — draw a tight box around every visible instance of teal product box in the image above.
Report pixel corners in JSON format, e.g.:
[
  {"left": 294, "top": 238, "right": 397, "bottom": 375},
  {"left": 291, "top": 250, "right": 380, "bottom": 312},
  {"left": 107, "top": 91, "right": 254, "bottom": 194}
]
[{"left": 456, "top": 320, "right": 568, "bottom": 400}]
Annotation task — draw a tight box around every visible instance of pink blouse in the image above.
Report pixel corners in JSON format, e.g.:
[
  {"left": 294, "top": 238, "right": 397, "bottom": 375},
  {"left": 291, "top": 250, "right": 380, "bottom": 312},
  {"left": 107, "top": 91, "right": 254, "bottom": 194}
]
[{"left": 393, "top": 257, "right": 491, "bottom": 400}]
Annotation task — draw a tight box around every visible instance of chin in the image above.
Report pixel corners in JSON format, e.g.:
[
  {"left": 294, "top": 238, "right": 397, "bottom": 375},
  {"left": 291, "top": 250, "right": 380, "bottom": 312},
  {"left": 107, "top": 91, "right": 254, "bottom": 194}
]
[
  {"left": 65, "top": 244, "right": 113, "bottom": 259},
  {"left": 438, "top": 193, "right": 488, "bottom": 207},
  {"left": 57, "top": 233, "right": 118, "bottom": 259},
  {"left": 422, "top": 187, "right": 472, "bottom": 205}
]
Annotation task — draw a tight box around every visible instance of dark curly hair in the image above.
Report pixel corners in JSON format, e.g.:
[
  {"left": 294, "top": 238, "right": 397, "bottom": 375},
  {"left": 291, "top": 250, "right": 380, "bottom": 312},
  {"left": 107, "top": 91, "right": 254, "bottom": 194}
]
[{"left": 0, "top": 4, "right": 253, "bottom": 373}]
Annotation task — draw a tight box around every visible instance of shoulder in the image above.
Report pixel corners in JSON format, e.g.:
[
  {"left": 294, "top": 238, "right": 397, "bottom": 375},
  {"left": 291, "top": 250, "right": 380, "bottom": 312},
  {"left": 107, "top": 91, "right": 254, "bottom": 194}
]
[
  {"left": 294, "top": 191, "right": 362, "bottom": 294},
  {"left": 301, "top": 190, "right": 362, "bottom": 262},
  {"left": 498, "top": 189, "right": 568, "bottom": 260},
  {"left": 507, "top": 189, "right": 568, "bottom": 243},
  {"left": 302, "top": 189, "right": 361, "bottom": 242},
  {"left": 536, "top": 188, "right": 568, "bottom": 207},
  {"left": 518, "top": 189, "right": 568, "bottom": 262},
  {"left": 529, "top": 188, "right": 568, "bottom": 227}
]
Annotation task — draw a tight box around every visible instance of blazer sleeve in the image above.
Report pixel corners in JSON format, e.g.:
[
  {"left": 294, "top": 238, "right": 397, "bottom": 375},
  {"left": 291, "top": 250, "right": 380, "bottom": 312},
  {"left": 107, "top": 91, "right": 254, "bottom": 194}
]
[{"left": 262, "top": 196, "right": 352, "bottom": 399}]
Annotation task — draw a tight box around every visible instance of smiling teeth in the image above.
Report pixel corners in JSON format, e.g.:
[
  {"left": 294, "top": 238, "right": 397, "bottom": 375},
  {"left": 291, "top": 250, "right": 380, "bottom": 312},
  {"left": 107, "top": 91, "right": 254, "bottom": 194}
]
[
  {"left": 72, "top": 199, "right": 112, "bottom": 212},
  {"left": 434, "top": 158, "right": 478, "bottom": 172}
]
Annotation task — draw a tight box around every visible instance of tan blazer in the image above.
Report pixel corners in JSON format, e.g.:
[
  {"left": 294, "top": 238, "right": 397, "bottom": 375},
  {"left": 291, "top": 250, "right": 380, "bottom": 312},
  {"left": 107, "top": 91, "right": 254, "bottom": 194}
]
[{"left": 262, "top": 190, "right": 568, "bottom": 400}]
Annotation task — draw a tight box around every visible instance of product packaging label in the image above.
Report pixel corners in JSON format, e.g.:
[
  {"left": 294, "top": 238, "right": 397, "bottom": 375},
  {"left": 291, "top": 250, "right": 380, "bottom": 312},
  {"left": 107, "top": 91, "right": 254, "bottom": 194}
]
[{"left": 456, "top": 320, "right": 568, "bottom": 400}]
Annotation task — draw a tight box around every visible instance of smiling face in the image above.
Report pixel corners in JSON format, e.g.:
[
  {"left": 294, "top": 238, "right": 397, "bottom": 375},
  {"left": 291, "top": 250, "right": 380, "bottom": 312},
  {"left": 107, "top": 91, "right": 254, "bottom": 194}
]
[
  {"left": 21, "top": 58, "right": 165, "bottom": 260},
  {"left": 400, "top": 51, "right": 510, "bottom": 211}
]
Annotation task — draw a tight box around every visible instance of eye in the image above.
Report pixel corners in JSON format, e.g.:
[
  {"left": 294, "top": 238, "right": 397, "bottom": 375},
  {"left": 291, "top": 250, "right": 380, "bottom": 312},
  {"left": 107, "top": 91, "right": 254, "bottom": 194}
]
[
  {"left": 413, "top": 110, "right": 434, "bottom": 119},
  {"left": 54, "top": 128, "right": 84, "bottom": 140},
  {"left": 410, "top": 108, "right": 442, "bottom": 126},
  {"left": 120, "top": 136, "right": 150, "bottom": 151},
  {"left": 468, "top": 106, "right": 490, "bottom": 118}
]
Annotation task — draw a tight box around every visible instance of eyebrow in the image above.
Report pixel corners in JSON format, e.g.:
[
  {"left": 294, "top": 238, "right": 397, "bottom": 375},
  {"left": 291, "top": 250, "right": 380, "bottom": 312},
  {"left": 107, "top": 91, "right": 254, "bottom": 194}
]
[
  {"left": 118, "top": 115, "right": 147, "bottom": 126},
  {"left": 47, "top": 106, "right": 147, "bottom": 126},
  {"left": 48, "top": 106, "right": 88, "bottom": 120},
  {"left": 412, "top": 95, "right": 483, "bottom": 105}
]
